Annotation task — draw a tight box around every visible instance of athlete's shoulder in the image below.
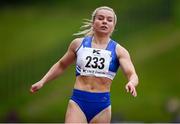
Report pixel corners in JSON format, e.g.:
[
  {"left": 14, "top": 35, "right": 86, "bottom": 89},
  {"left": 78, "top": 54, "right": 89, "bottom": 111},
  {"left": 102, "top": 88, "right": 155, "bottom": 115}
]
[
  {"left": 115, "top": 42, "right": 130, "bottom": 59},
  {"left": 69, "top": 37, "right": 84, "bottom": 51},
  {"left": 71, "top": 37, "right": 84, "bottom": 45}
]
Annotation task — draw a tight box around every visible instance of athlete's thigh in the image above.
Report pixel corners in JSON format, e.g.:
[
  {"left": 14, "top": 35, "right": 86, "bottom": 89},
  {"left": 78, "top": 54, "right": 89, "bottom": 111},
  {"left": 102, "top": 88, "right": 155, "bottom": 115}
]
[
  {"left": 65, "top": 100, "right": 87, "bottom": 123},
  {"left": 90, "top": 105, "right": 111, "bottom": 123}
]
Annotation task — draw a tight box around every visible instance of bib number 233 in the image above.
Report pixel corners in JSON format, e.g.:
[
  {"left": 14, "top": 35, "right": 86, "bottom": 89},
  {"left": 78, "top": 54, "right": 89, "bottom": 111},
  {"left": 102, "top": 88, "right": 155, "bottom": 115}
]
[{"left": 85, "top": 56, "right": 105, "bottom": 69}]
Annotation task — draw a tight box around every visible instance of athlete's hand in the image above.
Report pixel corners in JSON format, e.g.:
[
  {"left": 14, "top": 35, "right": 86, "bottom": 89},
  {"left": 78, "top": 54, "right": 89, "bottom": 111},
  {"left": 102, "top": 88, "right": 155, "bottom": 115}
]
[
  {"left": 125, "top": 82, "right": 137, "bottom": 97},
  {"left": 30, "top": 81, "right": 44, "bottom": 93}
]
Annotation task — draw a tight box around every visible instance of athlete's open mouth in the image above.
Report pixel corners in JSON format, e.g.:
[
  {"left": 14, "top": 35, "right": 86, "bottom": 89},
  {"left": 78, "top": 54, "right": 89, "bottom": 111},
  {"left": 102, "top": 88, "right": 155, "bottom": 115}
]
[{"left": 100, "top": 26, "right": 108, "bottom": 30}]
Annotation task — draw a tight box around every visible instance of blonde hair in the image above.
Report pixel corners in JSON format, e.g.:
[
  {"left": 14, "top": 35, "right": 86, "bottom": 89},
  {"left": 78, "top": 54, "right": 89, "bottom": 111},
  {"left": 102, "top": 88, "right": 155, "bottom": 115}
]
[{"left": 73, "top": 6, "right": 117, "bottom": 36}]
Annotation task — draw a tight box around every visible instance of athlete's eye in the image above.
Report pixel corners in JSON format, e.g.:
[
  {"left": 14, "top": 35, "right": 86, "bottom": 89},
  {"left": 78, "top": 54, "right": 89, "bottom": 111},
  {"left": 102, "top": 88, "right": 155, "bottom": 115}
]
[
  {"left": 98, "top": 17, "right": 104, "bottom": 20},
  {"left": 107, "top": 17, "right": 113, "bottom": 22},
  {"left": 96, "top": 15, "right": 104, "bottom": 20}
]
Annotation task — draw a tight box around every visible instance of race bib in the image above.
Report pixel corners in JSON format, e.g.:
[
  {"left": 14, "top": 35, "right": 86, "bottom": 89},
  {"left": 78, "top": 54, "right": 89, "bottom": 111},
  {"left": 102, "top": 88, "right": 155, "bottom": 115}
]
[{"left": 80, "top": 48, "right": 112, "bottom": 76}]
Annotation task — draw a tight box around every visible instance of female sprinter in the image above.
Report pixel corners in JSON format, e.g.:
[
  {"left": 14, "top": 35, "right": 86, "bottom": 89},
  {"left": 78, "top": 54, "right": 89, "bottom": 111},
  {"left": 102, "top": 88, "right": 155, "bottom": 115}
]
[{"left": 30, "top": 6, "right": 139, "bottom": 123}]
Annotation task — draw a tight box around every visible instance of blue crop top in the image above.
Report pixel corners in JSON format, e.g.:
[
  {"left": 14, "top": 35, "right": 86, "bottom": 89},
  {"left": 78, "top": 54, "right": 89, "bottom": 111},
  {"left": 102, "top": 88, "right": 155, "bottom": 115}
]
[{"left": 75, "top": 36, "right": 120, "bottom": 80}]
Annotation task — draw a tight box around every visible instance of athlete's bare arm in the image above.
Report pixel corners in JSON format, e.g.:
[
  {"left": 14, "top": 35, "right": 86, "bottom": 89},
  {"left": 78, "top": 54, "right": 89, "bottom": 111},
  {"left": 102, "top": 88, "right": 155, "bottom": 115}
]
[
  {"left": 116, "top": 44, "right": 139, "bottom": 97},
  {"left": 30, "top": 38, "right": 83, "bottom": 93}
]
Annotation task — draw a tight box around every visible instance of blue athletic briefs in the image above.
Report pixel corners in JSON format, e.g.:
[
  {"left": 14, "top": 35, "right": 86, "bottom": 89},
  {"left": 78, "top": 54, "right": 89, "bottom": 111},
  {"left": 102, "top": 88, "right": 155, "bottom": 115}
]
[{"left": 71, "top": 89, "right": 111, "bottom": 123}]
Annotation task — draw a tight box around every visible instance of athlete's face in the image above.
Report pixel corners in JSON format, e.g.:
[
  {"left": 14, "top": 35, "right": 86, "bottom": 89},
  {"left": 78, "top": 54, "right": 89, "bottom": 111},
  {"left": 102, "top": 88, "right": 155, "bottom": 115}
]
[{"left": 92, "top": 9, "right": 115, "bottom": 36}]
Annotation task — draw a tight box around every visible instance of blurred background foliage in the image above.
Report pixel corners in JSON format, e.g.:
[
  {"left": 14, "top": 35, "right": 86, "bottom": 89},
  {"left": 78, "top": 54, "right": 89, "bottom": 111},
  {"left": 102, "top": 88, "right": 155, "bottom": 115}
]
[{"left": 0, "top": 0, "right": 180, "bottom": 122}]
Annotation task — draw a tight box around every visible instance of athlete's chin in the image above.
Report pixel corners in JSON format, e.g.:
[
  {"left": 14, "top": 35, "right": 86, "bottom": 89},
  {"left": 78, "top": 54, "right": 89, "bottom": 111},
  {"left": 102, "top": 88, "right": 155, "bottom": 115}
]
[{"left": 96, "top": 30, "right": 111, "bottom": 35}]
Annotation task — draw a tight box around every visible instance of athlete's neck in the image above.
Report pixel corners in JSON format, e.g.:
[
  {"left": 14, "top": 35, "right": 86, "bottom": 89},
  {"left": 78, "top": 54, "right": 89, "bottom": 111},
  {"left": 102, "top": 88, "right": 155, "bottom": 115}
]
[{"left": 92, "top": 34, "right": 110, "bottom": 45}]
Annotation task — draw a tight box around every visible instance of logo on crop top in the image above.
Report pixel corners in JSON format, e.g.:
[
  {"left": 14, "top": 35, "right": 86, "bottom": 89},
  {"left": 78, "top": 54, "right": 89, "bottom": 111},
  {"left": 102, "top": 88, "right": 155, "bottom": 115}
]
[{"left": 93, "top": 49, "right": 100, "bottom": 55}]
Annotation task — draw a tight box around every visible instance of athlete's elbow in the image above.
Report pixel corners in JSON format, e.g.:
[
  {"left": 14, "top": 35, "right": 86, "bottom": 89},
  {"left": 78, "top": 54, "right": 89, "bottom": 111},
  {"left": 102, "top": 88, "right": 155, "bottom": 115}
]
[{"left": 57, "top": 60, "right": 68, "bottom": 71}]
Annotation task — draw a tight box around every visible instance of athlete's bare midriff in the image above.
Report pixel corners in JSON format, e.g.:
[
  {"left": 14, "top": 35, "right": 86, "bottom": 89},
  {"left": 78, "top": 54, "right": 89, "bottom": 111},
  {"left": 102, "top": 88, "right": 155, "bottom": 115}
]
[{"left": 74, "top": 76, "right": 112, "bottom": 92}]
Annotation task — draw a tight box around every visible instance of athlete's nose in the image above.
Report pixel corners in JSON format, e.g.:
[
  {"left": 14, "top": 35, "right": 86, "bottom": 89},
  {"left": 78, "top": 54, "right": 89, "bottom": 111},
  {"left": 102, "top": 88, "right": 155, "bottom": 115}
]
[{"left": 102, "top": 19, "right": 107, "bottom": 25}]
